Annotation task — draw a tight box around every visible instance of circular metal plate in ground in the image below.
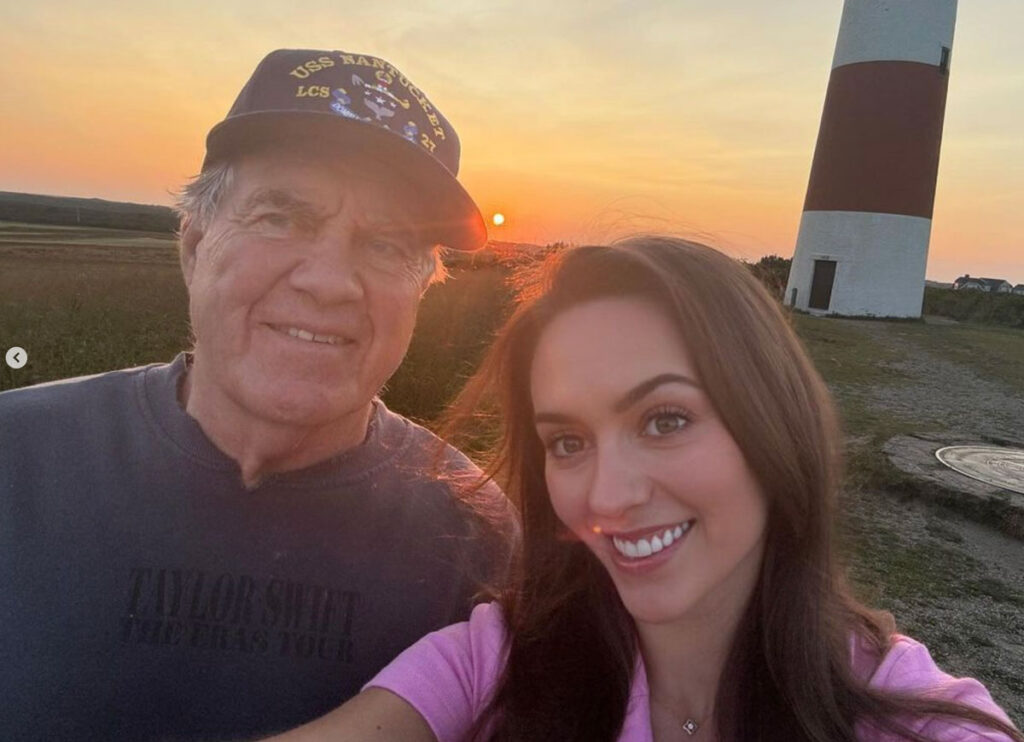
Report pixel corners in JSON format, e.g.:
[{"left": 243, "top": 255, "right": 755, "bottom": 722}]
[{"left": 935, "top": 445, "right": 1024, "bottom": 496}]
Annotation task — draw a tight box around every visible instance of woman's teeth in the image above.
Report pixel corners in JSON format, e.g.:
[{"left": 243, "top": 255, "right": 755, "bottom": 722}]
[{"left": 611, "top": 521, "right": 692, "bottom": 559}]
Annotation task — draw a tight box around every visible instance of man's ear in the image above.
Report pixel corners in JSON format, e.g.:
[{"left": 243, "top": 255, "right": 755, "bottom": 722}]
[{"left": 179, "top": 214, "right": 203, "bottom": 288}]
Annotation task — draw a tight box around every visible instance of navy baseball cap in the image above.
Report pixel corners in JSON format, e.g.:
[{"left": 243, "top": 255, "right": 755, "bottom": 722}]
[{"left": 204, "top": 49, "right": 487, "bottom": 251}]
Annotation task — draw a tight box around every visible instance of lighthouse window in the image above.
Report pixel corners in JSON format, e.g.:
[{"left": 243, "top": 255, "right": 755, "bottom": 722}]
[{"left": 940, "top": 46, "right": 951, "bottom": 74}]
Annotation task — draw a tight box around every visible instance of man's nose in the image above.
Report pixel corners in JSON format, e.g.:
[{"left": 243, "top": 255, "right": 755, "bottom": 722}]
[
  {"left": 288, "top": 228, "right": 365, "bottom": 303},
  {"left": 586, "top": 445, "right": 651, "bottom": 519}
]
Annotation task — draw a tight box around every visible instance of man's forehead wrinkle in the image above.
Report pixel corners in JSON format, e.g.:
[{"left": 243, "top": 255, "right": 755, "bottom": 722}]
[
  {"left": 240, "top": 188, "right": 313, "bottom": 212},
  {"left": 235, "top": 187, "right": 343, "bottom": 220}
]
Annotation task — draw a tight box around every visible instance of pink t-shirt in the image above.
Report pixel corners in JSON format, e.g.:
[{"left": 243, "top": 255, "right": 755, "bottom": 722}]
[{"left": 366, "top": 602, "right": 1017, "bottom": 741}]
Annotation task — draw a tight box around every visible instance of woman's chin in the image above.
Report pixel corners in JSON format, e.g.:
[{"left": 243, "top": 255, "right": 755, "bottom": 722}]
[{"left": 616, "top": 586, "right": 696, "bottom": 626}]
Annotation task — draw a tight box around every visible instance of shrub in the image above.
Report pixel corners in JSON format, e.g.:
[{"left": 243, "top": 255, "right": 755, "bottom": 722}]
[{"left": 923, "top": 287, "right": 1024, "bottom": 329}]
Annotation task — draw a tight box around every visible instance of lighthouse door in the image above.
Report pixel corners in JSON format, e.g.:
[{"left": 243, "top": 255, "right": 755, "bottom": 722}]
[{"left": 808, "top": 260, "right": 837, "bottom": 310}]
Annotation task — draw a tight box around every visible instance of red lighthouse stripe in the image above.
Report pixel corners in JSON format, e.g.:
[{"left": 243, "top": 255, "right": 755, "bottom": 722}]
[{"left": 803, "top": 61, "right": 950, "bottom": 219}]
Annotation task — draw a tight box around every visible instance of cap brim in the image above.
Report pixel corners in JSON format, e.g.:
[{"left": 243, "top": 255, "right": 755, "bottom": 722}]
[{"left": 204, "top": 112, "right": 487, "bottom": 252}]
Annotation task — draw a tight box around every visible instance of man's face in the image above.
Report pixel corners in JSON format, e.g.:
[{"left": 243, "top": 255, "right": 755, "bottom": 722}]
[{"left": 182, "top": 145, "right": 432, "bottom": 431}]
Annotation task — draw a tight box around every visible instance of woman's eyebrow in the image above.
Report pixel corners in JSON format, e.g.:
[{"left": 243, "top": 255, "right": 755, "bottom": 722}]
[
  {"left": 534, "top": 373, "right": 699, "bottom": 425},
  {"left": 534, "top": 411, "right": 574, "bottom": 426},
  {"left": 612, "top": 373, "right": 699, "bottom": 413}
]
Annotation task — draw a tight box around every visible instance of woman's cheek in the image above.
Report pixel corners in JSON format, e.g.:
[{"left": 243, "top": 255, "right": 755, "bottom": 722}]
[
  {"left": 546, "top": 469, "right": 575, "bottom": 523},
  {"left": 547, "top": 472, "right": 593, "bottom": 541}
]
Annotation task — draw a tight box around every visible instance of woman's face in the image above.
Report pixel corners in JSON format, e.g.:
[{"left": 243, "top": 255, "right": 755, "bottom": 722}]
[{"left": 530, "top": 297, "right": 768, "bottom": 625}]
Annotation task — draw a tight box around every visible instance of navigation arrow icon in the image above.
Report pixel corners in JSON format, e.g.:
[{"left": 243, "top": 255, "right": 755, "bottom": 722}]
[{"left": 5, "top": 346, "right": 27, "bottom": 370}]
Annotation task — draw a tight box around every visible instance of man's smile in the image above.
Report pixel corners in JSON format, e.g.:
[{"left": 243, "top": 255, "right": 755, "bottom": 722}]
[
  {"left": 267, "top": 323, "right": 342, "bottom": 345},
  {"left": 265, "top": 323, "right": 358, "bottom": 347}
]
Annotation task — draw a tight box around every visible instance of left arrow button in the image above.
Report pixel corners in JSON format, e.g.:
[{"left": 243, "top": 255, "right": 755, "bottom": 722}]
[{"left": 5, "top": 346, "right": 28, "bottom": 369}]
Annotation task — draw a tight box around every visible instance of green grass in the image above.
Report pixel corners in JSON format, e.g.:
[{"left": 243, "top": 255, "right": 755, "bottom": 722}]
[
  {"left": 788, "top": 314, "right": 943, "bottom": 493},
  {"left": 383, "top": 266, "right": 511, "bottom": 422},
  {"left": 889, "top": 321, "right": 1024, "bottom": 391},
  {"left": 791, "top": 310, "right": 1022, "bottom": 520},
  {"left": 845, "top": 500, "right": 1024, "bottom": 612},
  {"left": 0, "top": 256, "right": 192, "bottom": 391},
  {"left": 791, "top": 313, "right": 908, "bottom": 389},
  {"left": 789, "top": 314, "right": 1024, "bottom": 494}
]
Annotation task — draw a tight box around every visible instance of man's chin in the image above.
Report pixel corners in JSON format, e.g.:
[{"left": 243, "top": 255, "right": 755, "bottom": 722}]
[
  {"left": 225, "top": 373, "right": 368, "bottom": 428},
  {"left": 255, "top": 389, "right": 369, "bottom": 429}
]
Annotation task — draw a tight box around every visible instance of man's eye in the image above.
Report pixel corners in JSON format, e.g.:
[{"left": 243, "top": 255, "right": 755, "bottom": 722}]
[
  {"left": 549, "top": 435, "right": 586, "bottom": 458},
  {"left": 366, "top": 237, "right": 416, "bottom": 261},
  {"left": 363, "top": 237, "right": 423, "bottom": 276},
  {"left": 257, "top": 212, "right": 292, "bottom": 229},
  {"left": 642, "top": 412, "right": 688, "bottom": 437},
  {"left": 368, "top": 239, "right": 401, "bottom": 256}
]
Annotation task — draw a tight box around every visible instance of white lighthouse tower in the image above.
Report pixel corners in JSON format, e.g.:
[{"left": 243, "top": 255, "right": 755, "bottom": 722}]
[{"left": 785, "top": 0, "right": 958, "bottom": 317}]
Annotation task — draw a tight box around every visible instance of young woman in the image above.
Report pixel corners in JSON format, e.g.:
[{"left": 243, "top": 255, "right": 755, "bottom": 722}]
[{"left": 270, "top": 237, "right": 1021, "bottom": 741}]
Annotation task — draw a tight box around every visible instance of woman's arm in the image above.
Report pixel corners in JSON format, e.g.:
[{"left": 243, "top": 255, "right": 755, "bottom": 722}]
[{"left": 262, "top": 687, "right": 437, "bottom": 742}]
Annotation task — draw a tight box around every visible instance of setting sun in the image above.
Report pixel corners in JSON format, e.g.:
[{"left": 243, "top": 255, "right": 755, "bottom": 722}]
[{"left": 492, "top": 213, "right": 505, "bottom": 226}]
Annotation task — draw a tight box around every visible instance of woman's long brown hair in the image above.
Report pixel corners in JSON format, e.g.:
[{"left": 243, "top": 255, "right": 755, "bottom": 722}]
[{"left": 443, "top": 237, "right": 1022, "bottom": 742}]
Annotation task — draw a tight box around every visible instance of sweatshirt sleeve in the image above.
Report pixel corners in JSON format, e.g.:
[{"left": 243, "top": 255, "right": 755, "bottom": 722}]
[
  {"left": 363, "top": 602, "right": 508, "bottom": 742},
  {"left": 865, "top": 635, "right": 1018, "bottom": 741}
]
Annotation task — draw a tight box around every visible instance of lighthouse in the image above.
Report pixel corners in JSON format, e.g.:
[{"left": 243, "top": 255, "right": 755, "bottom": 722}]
[{"left": 785, "top": 0, "right": 958, "bottom": 317}]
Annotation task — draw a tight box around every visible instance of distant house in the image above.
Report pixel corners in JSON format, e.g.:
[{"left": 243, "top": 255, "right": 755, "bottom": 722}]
[
  {"left": 953, "top": 275, "right": 1012, "bottom": 292},
  {"left": 953, "top": 274, "right": 986, "bottom": 291},
  {"left": 1014, "top": 284, "right": 1024, "bottom": 296},
  {"left": 980, "top": 278, "right": 1013, "bottom": 293}
]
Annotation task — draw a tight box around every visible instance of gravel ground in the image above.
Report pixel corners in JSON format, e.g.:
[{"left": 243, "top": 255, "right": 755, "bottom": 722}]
[
  {"left": 855, "top": 321, "right": 1024, "bottom": 445},
  {"left": 844, "top": 487, "right": 1024, "bottom": 724},
  {"left": 830, "top": 318, "right": 1024, "bottom": 726}
]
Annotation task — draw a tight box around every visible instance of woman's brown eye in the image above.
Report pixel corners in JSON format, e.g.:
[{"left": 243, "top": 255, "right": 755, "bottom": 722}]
[
  {"left": 551, "top": 436, "right": 585, "bottom": 457},
  {"left": 644, "top": 413, "right": 687, "bottom": 437}
]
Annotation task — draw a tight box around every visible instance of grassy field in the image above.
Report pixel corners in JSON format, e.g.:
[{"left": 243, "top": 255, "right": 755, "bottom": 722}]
[{"left": 2, "top": 223, "right": 1023, "bottom": 721}]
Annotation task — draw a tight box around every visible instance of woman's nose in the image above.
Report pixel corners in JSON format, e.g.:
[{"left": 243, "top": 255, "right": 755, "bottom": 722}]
[{"left": 585, "top": 445, "right": 651, "bottom": 518}]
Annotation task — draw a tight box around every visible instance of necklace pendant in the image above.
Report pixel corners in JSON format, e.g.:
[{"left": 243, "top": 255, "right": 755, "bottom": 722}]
[{"left": 682, "top": 718, "right": 699, "bottom": 736}]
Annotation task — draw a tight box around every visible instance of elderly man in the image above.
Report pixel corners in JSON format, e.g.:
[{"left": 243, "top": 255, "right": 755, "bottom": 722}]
[{"left": 0, "top": 49, "right": 513, "bottom": 741}]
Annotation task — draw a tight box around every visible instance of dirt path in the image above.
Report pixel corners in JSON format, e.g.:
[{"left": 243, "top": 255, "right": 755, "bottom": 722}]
[
  {"left": 856, "top": 319, "right": 1024, "bottom": 444},
  {"left": 834, "top": 318, "right": 1024, "bottom": 723}
]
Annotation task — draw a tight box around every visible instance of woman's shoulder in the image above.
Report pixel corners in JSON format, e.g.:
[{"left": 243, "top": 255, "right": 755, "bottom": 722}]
[
  {"left": 368, "top": 601, "right": 509, "bottom": 691},
  {"left": 852, "top": 632, "right": 1018, "bottom": 740},
  {"left": 419, "top": 600, "right": 510, "bottom": 668},
  {"left": 862, "top": 633, "right": 991, "bottom": 696},
  {"left": 363, "top": 602, "right": 509, "bottom": 742}
]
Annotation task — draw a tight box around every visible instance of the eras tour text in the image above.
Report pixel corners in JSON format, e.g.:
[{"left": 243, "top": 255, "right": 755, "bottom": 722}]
[{"left": 121, "top": 567, "right": 360, "bottom": 663}]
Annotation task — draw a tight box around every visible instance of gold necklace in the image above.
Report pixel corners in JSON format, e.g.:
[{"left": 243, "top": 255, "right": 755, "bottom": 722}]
[{"left": 650, "top": 696, "right": 701, "bottom": 736}]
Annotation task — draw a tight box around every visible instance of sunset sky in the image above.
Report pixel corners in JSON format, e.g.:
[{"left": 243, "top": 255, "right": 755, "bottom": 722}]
[{"left": 1, "top": 0, "right": 1021, "bottom": 282}]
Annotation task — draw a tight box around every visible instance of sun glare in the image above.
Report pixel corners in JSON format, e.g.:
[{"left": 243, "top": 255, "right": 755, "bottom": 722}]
[{"left": 492, "top": 213, "right": 505, "bottom": 226}]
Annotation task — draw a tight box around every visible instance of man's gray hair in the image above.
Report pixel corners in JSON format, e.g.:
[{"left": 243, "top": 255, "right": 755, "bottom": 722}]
[
  {"left": 176, "top": 161, "right": 234, "bottom": 231},
  {"left": 174, "top": 162, "right": 448, "bottom": 287}
]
